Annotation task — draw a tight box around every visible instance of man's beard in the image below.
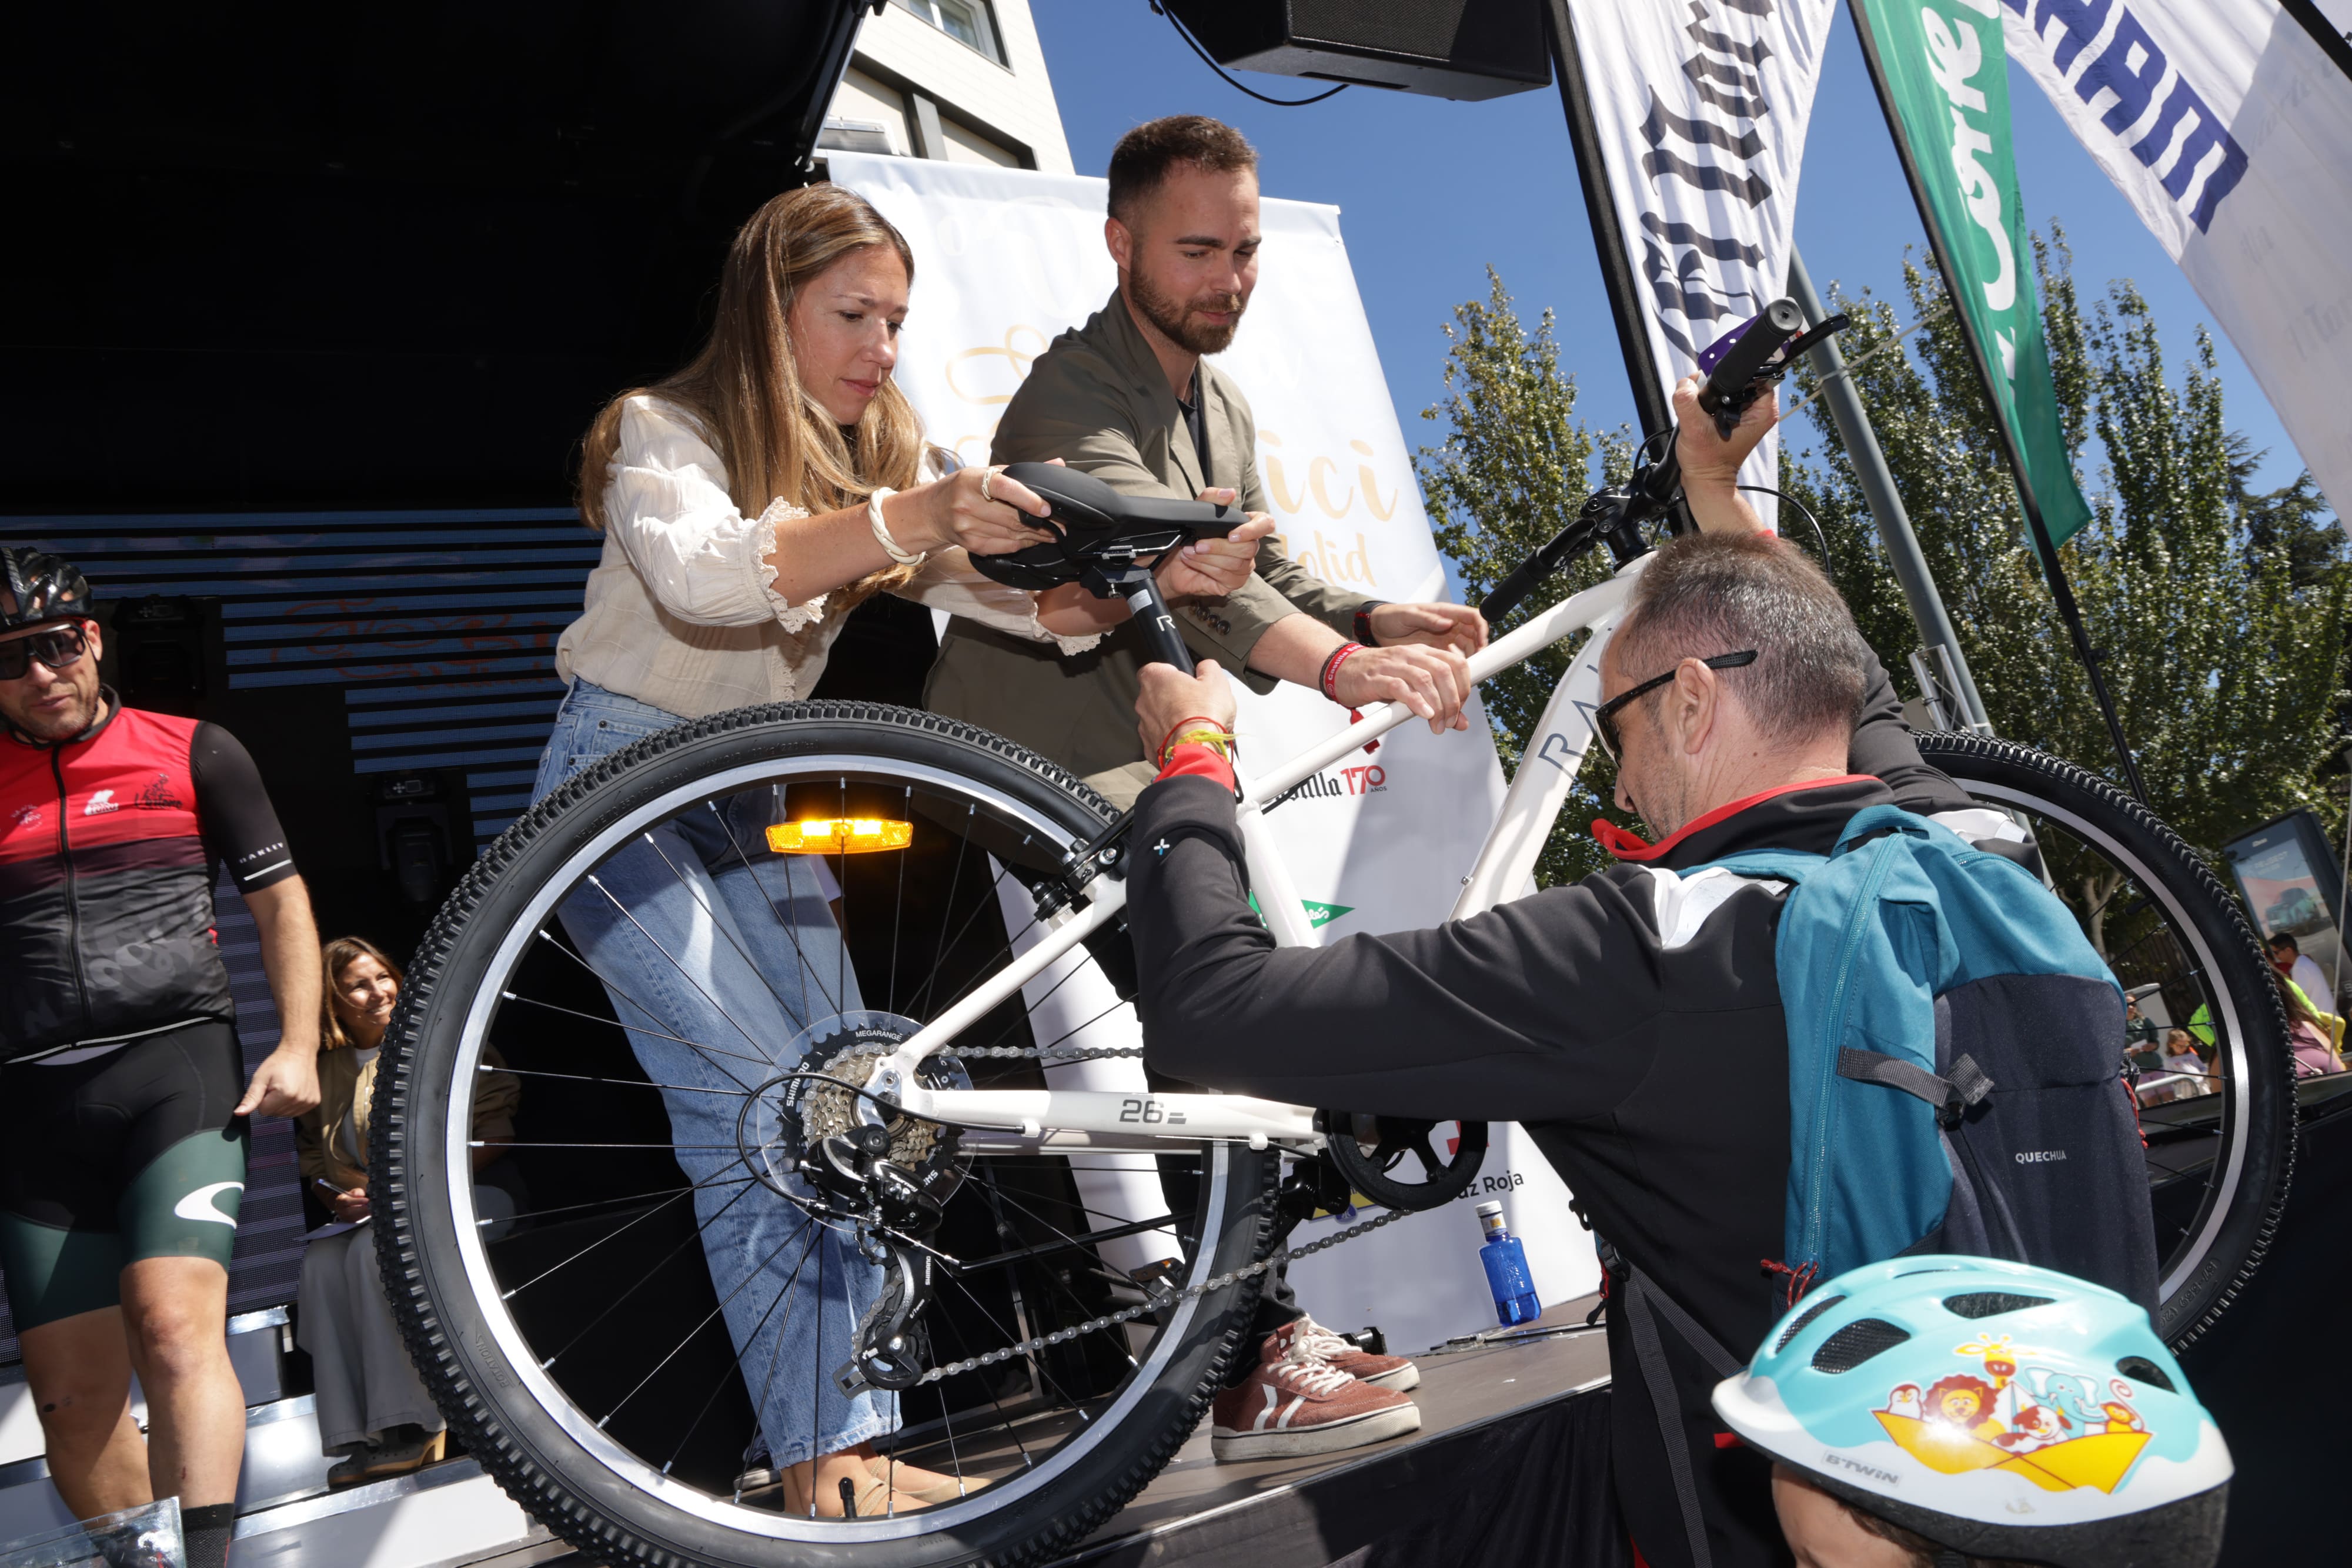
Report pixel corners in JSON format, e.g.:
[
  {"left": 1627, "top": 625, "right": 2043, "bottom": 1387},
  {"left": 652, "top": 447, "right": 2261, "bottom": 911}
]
[{"left": 1129, "top": 266, "right": 1245, "bottom": 356}]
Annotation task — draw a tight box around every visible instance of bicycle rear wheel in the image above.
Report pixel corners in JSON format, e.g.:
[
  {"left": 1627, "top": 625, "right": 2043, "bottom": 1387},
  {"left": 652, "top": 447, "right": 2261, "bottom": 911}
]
[
  {"left": 1920, "top": 733, "right": 2296, "bottom": 1346},
  {"left": 372, "top": 702, "right": 1278, "bottom": 1568}
]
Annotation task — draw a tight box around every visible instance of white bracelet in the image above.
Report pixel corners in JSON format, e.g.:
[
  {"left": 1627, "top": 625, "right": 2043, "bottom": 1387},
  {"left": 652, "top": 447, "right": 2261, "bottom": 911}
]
[{"left": 866, "top": 487, "right": 924, "bottom": 566}]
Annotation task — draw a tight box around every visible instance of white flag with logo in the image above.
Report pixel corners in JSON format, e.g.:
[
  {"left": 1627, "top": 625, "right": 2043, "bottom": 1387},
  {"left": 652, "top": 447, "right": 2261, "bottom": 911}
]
[
  {"left": 1999, "top": 0, "right": 2352, "bottom": 525},
  {"left": 1566, "top": 0, "right": 1842, "bottom": 529},
  {"left": 827, "top": 152, "right": 1601, "bottom": 1350}
]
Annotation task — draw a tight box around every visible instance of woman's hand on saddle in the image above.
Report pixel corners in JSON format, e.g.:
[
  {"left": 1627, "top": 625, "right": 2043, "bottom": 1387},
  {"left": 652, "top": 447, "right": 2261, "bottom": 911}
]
[
  {"left": 896, "top": 463, "right": 1060, "bottom": 557},
  {"left": 1334, "top": 643, "right": 1475, "bottom": 734},
  {"left": 1157, "top": 494, "right": 1274, "bottom": 602},
  {"left": 1367, "top": 601, "right": 1488, "bottom": 656}
]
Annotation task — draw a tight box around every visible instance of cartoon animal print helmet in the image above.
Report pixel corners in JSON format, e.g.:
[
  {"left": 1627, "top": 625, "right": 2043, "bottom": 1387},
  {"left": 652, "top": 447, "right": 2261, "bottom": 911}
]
[
  {"left": 0, "top": 547, "right": 93, "bottom": 634},
  {"left": 1713, "top": 1256, "right": 2230, "bottom": 1568}
]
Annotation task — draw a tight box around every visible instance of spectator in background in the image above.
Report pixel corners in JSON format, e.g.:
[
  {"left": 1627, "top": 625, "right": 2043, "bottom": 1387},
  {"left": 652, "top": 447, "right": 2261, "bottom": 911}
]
[
  {"left": 2157, "top": 1029, "right": 2204, "bottom": 1077},
  {"left": 2273, "top": 967, "right": 2347, "bottom": 1081},
  {"left": 295, "top": 938, "right": 519, "bottom": 1485},
  {"left": 2269, "top": 931, "right": 2336, "bottom": 1017}
]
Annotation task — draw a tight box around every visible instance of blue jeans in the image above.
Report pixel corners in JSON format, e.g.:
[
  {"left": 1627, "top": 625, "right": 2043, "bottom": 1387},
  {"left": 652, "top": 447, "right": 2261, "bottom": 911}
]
[{"left": 533, "top": 680, "right": 893, "bottom": 1467}]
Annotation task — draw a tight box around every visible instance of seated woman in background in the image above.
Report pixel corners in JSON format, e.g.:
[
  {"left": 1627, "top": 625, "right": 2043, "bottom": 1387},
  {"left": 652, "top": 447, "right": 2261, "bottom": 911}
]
[{"left": 296, "top": 937, "right": 519, "bottom": 1486}]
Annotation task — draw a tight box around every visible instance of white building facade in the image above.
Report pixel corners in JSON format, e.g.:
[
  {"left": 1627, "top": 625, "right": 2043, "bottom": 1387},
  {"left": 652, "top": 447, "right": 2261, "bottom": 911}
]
[{"left": 821, "top": 0, "right": 1074, "bottom": 175}]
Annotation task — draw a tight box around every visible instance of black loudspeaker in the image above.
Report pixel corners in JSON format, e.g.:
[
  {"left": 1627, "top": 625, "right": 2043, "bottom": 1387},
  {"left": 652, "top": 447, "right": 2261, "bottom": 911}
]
[
  {"left": 373, "top": 771, "right": 469, "bottom": 911},
  {"left": 1165, "top": 1, "right": 1550, "bottom": 101},
  {"left": 103, "top": 596, "right": 226, "bottom": 716}
]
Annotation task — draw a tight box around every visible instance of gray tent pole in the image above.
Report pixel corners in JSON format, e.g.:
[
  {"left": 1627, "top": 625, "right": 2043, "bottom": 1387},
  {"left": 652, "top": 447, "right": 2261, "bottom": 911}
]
[{"left": 1788, "top": 247, "right": 1993, "bottom": 735}]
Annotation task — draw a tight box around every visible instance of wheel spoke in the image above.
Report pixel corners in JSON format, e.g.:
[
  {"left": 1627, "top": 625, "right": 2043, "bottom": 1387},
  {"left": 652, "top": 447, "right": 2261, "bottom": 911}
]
[
  {"left": 525, "top": 934, "right": 772, "bottom": 1083},
  {"left": 639, "top": 827, "right": 837, "bottom": 1041},
  {"left": 670, "top": 1223, "right": 820, "bottom": 1480},
  {"left": 597, "top": 1215, "right": 813, "bottom": 1430}
]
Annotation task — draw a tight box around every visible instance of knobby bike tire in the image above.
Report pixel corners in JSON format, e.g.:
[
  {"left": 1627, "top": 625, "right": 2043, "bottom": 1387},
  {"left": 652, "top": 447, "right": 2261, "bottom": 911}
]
[
  {"left": 370, "top": 701, "right": 1279, "bottom": 1568},
  {"left": 1920, "top": 732, "right": 2296, "bottom": 1347}
]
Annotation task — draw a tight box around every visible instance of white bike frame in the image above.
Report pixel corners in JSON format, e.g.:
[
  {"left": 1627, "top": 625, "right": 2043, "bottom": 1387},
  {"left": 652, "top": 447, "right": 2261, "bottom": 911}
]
[{"left": 878, "top": 554, "right": 1652, "bottom": 1152}]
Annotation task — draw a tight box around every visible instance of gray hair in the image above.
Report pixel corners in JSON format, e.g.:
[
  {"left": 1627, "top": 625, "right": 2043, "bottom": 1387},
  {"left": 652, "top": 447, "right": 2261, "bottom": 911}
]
[{"left": 1611, "top": 531, "right": 1868, "bottom": 746}]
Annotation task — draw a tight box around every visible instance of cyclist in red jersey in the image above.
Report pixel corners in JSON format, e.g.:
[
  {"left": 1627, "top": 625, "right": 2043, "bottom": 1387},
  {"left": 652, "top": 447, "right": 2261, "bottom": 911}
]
[{"left": 0, "top": 548, "right": 322, "bottom": 1568}]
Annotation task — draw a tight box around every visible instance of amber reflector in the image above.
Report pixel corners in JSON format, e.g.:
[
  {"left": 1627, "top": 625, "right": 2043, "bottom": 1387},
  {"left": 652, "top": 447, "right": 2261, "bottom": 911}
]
[{"left": 765, "top": 818, "right": 913, "bottom": 854}]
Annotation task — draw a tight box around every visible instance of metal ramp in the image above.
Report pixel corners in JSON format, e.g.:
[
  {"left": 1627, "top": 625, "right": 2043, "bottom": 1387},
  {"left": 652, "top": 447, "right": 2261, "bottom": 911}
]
[{"left": 0, "top": 1308, "right": 560, "bottom": 1567}]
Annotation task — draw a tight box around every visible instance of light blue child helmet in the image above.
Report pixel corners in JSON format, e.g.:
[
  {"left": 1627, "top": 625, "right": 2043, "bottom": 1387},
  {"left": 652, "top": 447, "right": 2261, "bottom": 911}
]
[{"left": 1713, "top": 1256, "right": 2230, "bottom": 1567}]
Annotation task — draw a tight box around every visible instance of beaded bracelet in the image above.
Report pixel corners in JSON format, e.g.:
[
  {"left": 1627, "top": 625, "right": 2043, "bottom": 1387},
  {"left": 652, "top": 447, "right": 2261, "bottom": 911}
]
[{"left": 1319, "top": 641, "right": 1365, "bottom": 703}]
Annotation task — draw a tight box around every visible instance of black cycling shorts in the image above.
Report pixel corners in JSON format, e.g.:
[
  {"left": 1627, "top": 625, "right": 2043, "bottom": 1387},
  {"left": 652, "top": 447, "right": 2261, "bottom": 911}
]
[{"left": 0, "top": 1019, "right": 249, "bottom": 1330}]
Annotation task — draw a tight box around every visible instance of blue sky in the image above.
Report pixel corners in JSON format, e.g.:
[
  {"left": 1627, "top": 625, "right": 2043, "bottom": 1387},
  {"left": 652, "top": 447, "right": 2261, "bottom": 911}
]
[{"left": 1028, "top": 2, "right": 2310, "bottom": 503}]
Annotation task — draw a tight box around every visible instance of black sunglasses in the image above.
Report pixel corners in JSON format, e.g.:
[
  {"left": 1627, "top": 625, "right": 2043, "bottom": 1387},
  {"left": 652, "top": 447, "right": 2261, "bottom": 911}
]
[
  {"left": 1593, "top": 649, "right": 1758, "bottom": 763},
  {"left": 0, "top": 624, "right": 90, "bottom": 683}
]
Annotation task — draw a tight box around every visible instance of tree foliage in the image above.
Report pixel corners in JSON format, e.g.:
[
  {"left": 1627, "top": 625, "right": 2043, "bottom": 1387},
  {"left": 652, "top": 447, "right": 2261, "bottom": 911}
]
[
  {"left": 1418, "top": 244, "right": 2350, "bottom": 890},
  {"left": 1780, "top": 235, "right": 2351, "bottom": 858},
  {"left": 1414, "top": 269, "right": 1631, "bottom": 887}
]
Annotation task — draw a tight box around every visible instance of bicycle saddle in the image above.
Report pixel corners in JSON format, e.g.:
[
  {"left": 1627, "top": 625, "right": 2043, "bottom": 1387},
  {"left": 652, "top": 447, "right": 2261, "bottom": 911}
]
[{"left": 967, "top": 463, "right": 1236, "bottom": 591}]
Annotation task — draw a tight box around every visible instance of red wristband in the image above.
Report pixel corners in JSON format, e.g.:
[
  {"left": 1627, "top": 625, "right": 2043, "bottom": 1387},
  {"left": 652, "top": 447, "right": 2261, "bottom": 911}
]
[
  {"left": 1319, "top": 641, "right": 1364, "bottom": 703},
  {"left": 1157, "top": 743, "right": 1237, "bottom": 791}
]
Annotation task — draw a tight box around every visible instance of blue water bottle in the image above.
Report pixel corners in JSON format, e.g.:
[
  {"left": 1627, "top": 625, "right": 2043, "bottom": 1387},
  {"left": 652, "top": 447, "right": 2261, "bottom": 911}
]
[{"left": 1475, "top": 1201, "right": 1542, "bottom": 1327}]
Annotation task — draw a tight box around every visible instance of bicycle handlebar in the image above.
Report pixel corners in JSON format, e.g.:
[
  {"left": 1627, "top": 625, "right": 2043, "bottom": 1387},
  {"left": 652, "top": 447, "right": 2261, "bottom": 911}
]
[{"left": 1478, "top": 299, "right": 1834, "bottom": 626}]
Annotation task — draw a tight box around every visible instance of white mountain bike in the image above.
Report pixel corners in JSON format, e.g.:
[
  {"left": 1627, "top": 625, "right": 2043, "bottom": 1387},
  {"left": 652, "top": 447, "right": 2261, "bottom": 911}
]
[{"left": 373, "top": 308, "right": 2294, "bottom": 1567}]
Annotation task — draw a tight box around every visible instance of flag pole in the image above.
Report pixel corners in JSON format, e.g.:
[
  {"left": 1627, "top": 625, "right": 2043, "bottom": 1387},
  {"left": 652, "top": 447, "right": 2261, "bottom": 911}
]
[
  {"left": 1788, "top": 246, "right": 1993, "bottom": 735},
  {"left": 1843, "top": 0, "right": 2148, "bottom": 804}
]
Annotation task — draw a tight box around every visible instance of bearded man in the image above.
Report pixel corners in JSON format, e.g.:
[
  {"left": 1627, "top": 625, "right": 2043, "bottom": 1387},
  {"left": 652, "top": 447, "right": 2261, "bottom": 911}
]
[{"left": 923, "top": 115, "right": 1486, "bottom": 1461}]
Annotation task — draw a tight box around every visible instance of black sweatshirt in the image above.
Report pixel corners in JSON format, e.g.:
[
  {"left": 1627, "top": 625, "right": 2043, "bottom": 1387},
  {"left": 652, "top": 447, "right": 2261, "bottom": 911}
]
[{"left": 1125, "top": 660, "right": 1970, "bottom": 1568}]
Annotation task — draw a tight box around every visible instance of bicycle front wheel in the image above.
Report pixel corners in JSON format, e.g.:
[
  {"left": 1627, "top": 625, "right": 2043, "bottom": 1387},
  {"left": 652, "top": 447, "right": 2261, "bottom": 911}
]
[
  {"left": 1920, "top": 733, "right": 2296, "bottom": 1346},
  {"left": 372, "top": 702, "right": 1278, "bottom": 1568}
]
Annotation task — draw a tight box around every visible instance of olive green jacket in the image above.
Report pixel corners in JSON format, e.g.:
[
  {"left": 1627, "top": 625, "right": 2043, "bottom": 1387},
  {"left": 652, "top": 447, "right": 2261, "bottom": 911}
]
[{"left": 924, "top": 290, "right": 1372, "bottom": 805}]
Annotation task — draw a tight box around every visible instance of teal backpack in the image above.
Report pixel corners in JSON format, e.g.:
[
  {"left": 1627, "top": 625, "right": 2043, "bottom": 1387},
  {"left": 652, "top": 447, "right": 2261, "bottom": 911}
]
[
  {"left": 1699, "top": 803, "right": 2157, "bottom": 1312},
  {"left": 1618, "top": 804, "right": 2160, "bottom": 1568}
]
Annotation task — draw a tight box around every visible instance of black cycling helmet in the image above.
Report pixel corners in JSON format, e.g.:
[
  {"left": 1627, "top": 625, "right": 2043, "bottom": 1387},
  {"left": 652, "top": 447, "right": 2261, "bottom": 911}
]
[{"left": 0, "top": 548, "right": 94, "bottom": 633}]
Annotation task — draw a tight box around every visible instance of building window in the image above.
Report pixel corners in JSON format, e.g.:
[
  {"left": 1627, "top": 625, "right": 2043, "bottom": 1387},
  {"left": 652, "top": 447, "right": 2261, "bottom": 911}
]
[{"left": 895, "top": 0, "right": 1003, "bottom": 63}]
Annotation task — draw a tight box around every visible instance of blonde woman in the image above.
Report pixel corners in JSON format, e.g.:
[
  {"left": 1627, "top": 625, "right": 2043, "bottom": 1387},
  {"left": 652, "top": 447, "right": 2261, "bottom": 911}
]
[
  {"left": 295, "top": 938, "right": 518, "bottom": 1486},
  {"left": 537, "top": 183, "right": 1261, "bottom": 1516}
]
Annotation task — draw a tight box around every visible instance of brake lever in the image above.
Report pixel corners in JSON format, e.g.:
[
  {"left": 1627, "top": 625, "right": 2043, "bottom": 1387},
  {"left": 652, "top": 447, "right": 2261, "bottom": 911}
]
[{"left": 1706, "top": 312, "right": 1850, "bottom": 439}]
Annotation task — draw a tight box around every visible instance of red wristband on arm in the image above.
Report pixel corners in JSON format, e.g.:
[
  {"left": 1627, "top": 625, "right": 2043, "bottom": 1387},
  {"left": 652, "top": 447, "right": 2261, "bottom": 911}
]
[
  {"left": 1319, "top": 641, "right": 1364, "bottom": 703},
  {"left": 1156, "top": 744, "right": 1237, "bottom": 790}
]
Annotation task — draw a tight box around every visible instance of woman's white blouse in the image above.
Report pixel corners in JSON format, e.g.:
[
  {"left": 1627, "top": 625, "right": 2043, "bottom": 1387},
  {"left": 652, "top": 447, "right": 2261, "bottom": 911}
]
[{"left": 555, "top": 395, "right": 1098, "bottom": 718}]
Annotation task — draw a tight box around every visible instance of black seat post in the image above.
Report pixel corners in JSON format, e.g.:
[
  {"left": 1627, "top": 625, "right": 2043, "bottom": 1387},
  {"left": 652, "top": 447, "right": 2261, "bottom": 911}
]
[{"left": 1081, "top": 553, "right": 1195, "bottom": 673}]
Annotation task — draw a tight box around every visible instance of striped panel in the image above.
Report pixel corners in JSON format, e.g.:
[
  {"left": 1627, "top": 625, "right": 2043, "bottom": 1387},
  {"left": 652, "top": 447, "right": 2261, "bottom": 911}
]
[{"left": 9, "top": 509, "right": 599, "bottom": 848}]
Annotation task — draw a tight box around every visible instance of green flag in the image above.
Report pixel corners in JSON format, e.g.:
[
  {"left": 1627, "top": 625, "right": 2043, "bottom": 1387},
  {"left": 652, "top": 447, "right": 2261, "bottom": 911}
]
[{"left": 1855, "top": 0, "right": 2092, "bottom": 545}]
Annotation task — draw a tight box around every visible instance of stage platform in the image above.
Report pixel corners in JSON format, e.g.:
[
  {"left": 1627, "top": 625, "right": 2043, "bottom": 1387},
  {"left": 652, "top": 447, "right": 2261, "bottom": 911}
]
[
  {"left": 524, "top": 1298, "right": 1622, "bottom": 1568},
  {"left": 1047, "top": 1299, "right": 1620, "bottom": 1568}
]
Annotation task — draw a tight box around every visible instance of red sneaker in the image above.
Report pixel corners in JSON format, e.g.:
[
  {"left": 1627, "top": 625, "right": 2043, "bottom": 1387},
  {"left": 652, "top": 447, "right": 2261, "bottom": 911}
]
[
  {"left": 1210, "top": 1328, "right": 1421, "bottom": 1460},
  {"left": 1288, "top": 1316, "right": 1420, "bottom": 1392}
]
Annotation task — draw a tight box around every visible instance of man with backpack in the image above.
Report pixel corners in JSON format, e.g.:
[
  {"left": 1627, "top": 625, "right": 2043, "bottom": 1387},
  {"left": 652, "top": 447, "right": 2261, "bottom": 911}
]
[{"left": 1120, "top": 386, "right": 2154, "bottom": 1568}]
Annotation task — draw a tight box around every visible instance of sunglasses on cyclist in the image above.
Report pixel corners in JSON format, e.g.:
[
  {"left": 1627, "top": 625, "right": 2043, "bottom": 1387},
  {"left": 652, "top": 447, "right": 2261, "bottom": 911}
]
[
  {"left": 1592, "top": 649, "right": 1758, "bottom": 763},
  {"left": 0, "top": 624, "right": 91, "bottom": 683}
]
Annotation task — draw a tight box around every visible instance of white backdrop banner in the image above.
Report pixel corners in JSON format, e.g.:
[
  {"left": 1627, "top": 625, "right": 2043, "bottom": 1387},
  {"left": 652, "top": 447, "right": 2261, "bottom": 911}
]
[
  {"left": 2000, "top": 0, "right": 2352, "bottom": 523},
  {"left": 827, "top": 151, "right": 1602, "bottom": 1350},
  {"left": 1566, "top": 0, "right": 1842, "bottom": 529}
]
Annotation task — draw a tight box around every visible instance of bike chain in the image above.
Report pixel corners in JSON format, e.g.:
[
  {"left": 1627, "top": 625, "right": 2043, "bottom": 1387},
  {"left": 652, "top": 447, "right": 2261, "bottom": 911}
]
[
  {"left": 948, "top": 1044, "right": 1145, "bottom": 1063},
  {"left": 909, "top": 1204, "right": 1409, "bottom": 1388},
  {"left": 856, "top": 1037, "right": 1408, "bottom": 1389}
]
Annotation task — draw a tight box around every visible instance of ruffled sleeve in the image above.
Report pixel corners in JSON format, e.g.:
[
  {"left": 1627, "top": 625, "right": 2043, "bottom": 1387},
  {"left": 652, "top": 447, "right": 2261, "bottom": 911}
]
[
  {"left": 900, "top": 550, "right": 1105, "bottom": 655},
  {"left": 601, "top": 397, "right": 827, "bottom": 630}
]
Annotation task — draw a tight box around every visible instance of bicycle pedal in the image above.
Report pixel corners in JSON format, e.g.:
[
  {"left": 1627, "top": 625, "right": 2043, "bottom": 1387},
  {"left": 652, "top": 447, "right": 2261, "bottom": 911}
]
[{"left": 1131, "top": 1256, "right": 1184, "bottom": 1308}]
